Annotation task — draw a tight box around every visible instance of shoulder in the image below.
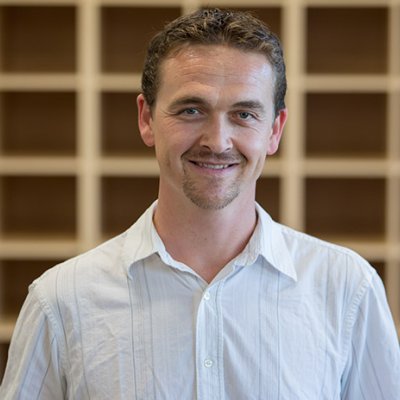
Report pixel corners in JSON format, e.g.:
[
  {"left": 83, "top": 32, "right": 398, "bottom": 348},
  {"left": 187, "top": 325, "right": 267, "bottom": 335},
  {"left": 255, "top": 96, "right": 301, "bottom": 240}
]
[
  {"left": 31, "top": 200, "right": 157, "bottom": 298},
  {"left": 28, "top": 230, "right": 130, "bottom": 321},
  {"left": 34, "top": 230, "right": 126, "bottom": 283},
  {"left": 266, "top": 215, "right": 378, "bottom": 315},
  {"left": 257, "top": 204, "right": 376, "bottom": 290}
]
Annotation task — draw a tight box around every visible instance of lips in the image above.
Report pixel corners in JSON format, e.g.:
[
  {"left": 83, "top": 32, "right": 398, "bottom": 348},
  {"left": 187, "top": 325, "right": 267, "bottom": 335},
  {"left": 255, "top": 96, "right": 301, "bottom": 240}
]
[
  {"left": 194, "top": 162, "right": 231, "bottom": 169},
  {"left": 184, "top": 149, "right": 243, "bottom": 172}
]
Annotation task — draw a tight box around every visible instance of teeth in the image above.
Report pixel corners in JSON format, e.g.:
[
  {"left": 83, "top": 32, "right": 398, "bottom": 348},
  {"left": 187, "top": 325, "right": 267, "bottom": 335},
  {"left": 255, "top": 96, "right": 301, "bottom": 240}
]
[{"left": 197, "top": 162, "right": 230, "bottom": 170}]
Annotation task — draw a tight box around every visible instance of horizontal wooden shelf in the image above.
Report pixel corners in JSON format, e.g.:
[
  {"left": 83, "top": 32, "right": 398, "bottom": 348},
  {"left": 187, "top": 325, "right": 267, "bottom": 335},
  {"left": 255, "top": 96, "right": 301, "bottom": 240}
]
[
  {"left": 0, "top": 159, "right": 396, "bottom": 178},
  {"left": 303, "top": 159, "right": 392, "bottom": 177},
  {"left": 302, "top": 0, "right": 397, "bottom": 6},
  {"left": 313, "top": 237, "right": 389, "bottom": 259},
  {"left": 100, "top": 157, "right": 160, "bottom": 176},
  {"left": 0, "top": 74, "right": 78, "bottom": 90},
  {"left": 302, "top": 75, "right": 400, "bottom": 92},
  {"left": 1, "top": 74, "right": 399, "bottom": 91},
  {"left": 100, "top": 157, "right": 286, "bottom": 177},
  {"left": 99, "top": 74, "right": 141, "bottom": 90},
  {"left": 0, "top": 238, "right": 79, "bottom": 259},
  {"left": 0, "top": 157, "right": 78, "bottom": 175},
  {"left": 0, "top": 318, "right": 15, "bottom": 342}
]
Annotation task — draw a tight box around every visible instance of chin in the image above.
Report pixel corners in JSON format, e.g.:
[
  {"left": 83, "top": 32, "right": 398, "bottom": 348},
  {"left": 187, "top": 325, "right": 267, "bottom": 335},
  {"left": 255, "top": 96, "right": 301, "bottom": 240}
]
[{"left": 185, "top": 190, "right": 240, "bottom": 211}]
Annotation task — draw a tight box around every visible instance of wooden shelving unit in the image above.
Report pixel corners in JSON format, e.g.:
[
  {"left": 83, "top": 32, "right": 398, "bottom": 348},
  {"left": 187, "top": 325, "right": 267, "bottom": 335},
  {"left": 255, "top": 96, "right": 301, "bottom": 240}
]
[{"left": 0, "top": 0, "right": 399, "bottom": 381}]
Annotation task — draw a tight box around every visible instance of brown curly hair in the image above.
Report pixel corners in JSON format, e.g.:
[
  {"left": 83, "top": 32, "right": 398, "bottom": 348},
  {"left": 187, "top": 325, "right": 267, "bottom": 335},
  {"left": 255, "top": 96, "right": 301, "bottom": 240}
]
[{"left": 141, "top": 8, "right": 287, "bottom": 117}]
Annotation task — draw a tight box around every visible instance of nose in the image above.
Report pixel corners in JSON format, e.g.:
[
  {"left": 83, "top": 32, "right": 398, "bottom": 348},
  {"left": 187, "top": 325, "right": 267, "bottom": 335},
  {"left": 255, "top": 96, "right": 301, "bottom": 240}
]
[{"left": 199, "top": 116, "right": 233, "bottom": 154}]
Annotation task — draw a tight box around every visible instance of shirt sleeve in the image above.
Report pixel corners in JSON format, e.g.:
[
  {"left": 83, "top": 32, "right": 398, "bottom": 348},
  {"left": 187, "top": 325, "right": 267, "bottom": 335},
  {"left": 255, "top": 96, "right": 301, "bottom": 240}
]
[
  {"left": 341, "top": 271, "right": 400, "bottom": 399},
  {"left": 0, "top": 286, "right": 66, "bottom": 400}
]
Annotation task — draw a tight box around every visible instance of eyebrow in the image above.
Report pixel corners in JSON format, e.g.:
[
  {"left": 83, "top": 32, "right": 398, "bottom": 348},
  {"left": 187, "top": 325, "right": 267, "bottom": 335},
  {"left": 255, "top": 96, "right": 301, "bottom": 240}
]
[
  {"left": 168, "top": 96, "right": 208, "bottom": 109},
  {"left": 168, "top": 97, "right": 266, "bottom": 114},
  {"left": 231, "top": 100, "right": 266, "bottom": 114}
]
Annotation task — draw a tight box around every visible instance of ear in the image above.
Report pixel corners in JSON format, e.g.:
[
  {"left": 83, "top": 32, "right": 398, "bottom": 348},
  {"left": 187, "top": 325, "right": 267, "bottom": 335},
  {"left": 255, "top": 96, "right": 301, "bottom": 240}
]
[
  {"left": 137, "top": 93, "right": 155, "bottom": 147},
  {"left": 267, "top": 108, "right": 288, "bottom": 155}
]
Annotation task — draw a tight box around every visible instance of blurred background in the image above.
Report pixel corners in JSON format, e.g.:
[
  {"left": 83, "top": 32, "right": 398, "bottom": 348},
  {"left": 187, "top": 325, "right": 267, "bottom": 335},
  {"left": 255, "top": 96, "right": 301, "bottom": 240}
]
[{"left": 0, "top": 0, "right": 399, "bottom": 380}]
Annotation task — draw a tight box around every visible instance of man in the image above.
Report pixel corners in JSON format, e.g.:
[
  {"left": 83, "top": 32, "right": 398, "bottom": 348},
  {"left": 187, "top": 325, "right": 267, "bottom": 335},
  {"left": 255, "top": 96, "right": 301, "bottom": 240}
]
[{"left": 1, "top": 8, "right": 399, "bottom": 399}]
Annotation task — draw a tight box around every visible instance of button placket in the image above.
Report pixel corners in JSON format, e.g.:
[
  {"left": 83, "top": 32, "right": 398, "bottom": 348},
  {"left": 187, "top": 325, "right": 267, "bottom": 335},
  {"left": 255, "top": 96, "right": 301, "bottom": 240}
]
[
  {"left": 196, "top": 283, "right": 224, "bottom": 399},
  {"left": 204, "top": 358, "right": 213, "bottom": 368}
]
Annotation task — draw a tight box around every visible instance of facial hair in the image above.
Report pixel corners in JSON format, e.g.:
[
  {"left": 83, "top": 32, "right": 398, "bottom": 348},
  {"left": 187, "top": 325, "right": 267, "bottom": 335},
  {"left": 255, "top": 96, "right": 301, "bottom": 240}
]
[{"left": 181, "top": 148, "right": 245, "bottom": 210}]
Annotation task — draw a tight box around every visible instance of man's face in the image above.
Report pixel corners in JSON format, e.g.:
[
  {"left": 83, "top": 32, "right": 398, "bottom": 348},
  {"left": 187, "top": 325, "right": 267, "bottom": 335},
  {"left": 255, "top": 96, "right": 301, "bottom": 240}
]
[{"left": 138, "top": 44, "right": 287, "bottom": 210}]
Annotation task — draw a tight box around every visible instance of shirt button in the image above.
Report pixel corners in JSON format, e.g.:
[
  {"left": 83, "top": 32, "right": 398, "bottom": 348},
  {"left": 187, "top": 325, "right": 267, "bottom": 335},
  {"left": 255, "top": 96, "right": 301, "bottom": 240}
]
[
  {"left": 204, "top": 359, "right": 213, "bottom": 368},
  {"left": 204, "top": 292, "right": 211, "bottom": 300}
]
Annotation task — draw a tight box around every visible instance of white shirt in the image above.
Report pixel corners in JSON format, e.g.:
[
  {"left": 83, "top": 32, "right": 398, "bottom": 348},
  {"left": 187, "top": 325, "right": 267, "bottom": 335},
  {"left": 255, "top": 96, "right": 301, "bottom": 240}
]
[{"left": 1, "top": 202, "right": 399, "bottom": 399}]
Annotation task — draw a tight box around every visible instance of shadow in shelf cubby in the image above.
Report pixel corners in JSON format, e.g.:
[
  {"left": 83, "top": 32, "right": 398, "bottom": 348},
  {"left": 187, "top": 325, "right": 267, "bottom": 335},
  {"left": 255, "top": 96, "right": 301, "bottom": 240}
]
[
  {"left": 0, "top": 176, "right": 77, "bottom": 239},
  {"left": 0, "top": 5, "right": 76, "bottom": 72},
  {"left": 0, "top": 91, "right": 77, "bottom": 156},
  {"left": 101, "top": 6, "right": 181, "bottom": 73},
  {"left": 0, "top": 259, "right": 61, "bottom": 318},
  {"left": 0, "top": 343, "right": 9, "bottom": 383},
  {"left": 307, "top": 7, "right": 388, "bottom": 74},
  {"left": 368, "top": 260, "right": 386, "bottom": 285},
  {"left": 305, "top": 178, "right": 386, "bottom": 240},
  {"left": 305, "top": 92, "right": 387, "bottom": 158},
  {"left": 101, "top": 91, "right": 153, "bottom": 156},
  {"left": 101, "top": 177, "right": 159, "bottom": 237},
  {"left": 256, "top": 177, "right": 280, "bottom": 223}
]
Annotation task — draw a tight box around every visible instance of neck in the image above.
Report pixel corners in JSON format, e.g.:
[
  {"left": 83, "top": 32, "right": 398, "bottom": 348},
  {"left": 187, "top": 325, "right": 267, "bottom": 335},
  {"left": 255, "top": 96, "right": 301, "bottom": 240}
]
[{"left": 153, "top": 194, "right": 257, "bottom": 283}]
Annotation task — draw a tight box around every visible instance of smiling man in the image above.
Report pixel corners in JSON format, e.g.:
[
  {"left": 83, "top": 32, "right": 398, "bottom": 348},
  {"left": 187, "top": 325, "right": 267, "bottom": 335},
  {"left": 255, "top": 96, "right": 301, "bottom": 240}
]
[
  {"left": 137, "top": 43, "right": 286, "bottom": 283},
  {"left": 1, "top": 8, "right": 399, "bottom": 400}
]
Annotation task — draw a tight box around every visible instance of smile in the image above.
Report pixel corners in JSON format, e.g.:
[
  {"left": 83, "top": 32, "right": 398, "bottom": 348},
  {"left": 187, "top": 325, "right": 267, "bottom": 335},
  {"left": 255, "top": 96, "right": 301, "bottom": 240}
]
[{"left": 195, "top": 162, "right": 231, "bottom": 170}]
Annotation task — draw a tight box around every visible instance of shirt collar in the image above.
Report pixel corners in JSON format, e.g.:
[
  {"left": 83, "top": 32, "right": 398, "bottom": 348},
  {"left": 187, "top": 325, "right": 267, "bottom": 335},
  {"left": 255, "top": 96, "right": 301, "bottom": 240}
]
[
  {"left": 121, "top": 201, "right": 159, "bottom": 276},
  {"left": 122, "top": 200, "right": 297, "bottom": 282},
  {"left": 254, "top": 203, "right": 297, "bottom": 281}
]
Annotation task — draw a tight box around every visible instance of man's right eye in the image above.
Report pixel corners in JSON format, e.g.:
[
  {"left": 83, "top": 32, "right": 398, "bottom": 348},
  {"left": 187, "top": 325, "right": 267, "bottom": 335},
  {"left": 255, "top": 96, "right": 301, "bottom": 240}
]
[{"left": 181, "top": 108, "right": 199, "bottom": 115}]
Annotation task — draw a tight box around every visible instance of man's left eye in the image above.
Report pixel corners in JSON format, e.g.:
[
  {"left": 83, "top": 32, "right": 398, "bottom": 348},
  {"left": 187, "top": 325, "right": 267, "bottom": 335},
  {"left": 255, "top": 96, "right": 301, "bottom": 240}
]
[{"left": 238, "top": 112, "right": 253, "bottom": 120}]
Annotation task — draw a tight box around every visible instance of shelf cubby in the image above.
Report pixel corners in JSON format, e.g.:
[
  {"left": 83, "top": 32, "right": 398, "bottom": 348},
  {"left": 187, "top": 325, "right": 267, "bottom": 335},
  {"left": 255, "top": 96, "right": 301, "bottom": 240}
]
[
  {"left": 0, "top": 91, "right": 77, "bottom": 156},
  {"left": 101, "top": 91, "right": 153, "bottom": 156},
  {"left": 256, "top": 177, "right": 280, "bottom": 223},
  {"left": 0, "top": 176, "right": 77, "bottom": 239},
  {"left": 305, "top": 92, "right": 387, "bottom": 158},
  {"left": 101, "top": 176, "right": 159, "bottom": 237},
  {"left": 0, "top": 343, "right": 9, "bottom": 383},
  {"left": 0, "top": 259, "right": 61, "bottom": 318},
  {"left": 306, "top": 7, "right": 388, "bottom": 74},
  {"left": 0, "top": 5, "right": 76, "bottom": 73},
  {"left": 101, "top": 6, "right": 181, "bottom": 73},
  {"left": 368, "top": 260, "right": 386, "bottom": 284},
  {"left": 305, "top": 178, "right": 386, "bottom": 240}
]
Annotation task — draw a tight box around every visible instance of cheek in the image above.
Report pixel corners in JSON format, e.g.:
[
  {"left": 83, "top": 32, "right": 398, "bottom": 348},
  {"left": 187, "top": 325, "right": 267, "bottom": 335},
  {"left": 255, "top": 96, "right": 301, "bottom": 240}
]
[
  {"left": 236, "top": 134, "right": 269, "bottom": 161},
  {"left": 153, "top": 132, "right": 191, "bottom": 168}
]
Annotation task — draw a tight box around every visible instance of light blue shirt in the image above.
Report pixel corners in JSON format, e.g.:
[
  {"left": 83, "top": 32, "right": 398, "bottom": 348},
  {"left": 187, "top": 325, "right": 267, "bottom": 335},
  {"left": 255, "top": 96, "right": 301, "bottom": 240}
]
[{"left": 1, "top": 202, "right": 399, "bottom": 399}]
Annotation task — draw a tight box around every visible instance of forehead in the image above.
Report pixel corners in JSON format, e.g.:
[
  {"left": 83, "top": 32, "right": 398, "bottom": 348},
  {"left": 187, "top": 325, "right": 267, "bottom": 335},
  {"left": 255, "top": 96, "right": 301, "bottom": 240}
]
[
  {"left": 161, "top": 44, "right": 273, "bottom": 80},
  {"left": 157, "top": 44, "right": 275, "bottom": 101}
]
